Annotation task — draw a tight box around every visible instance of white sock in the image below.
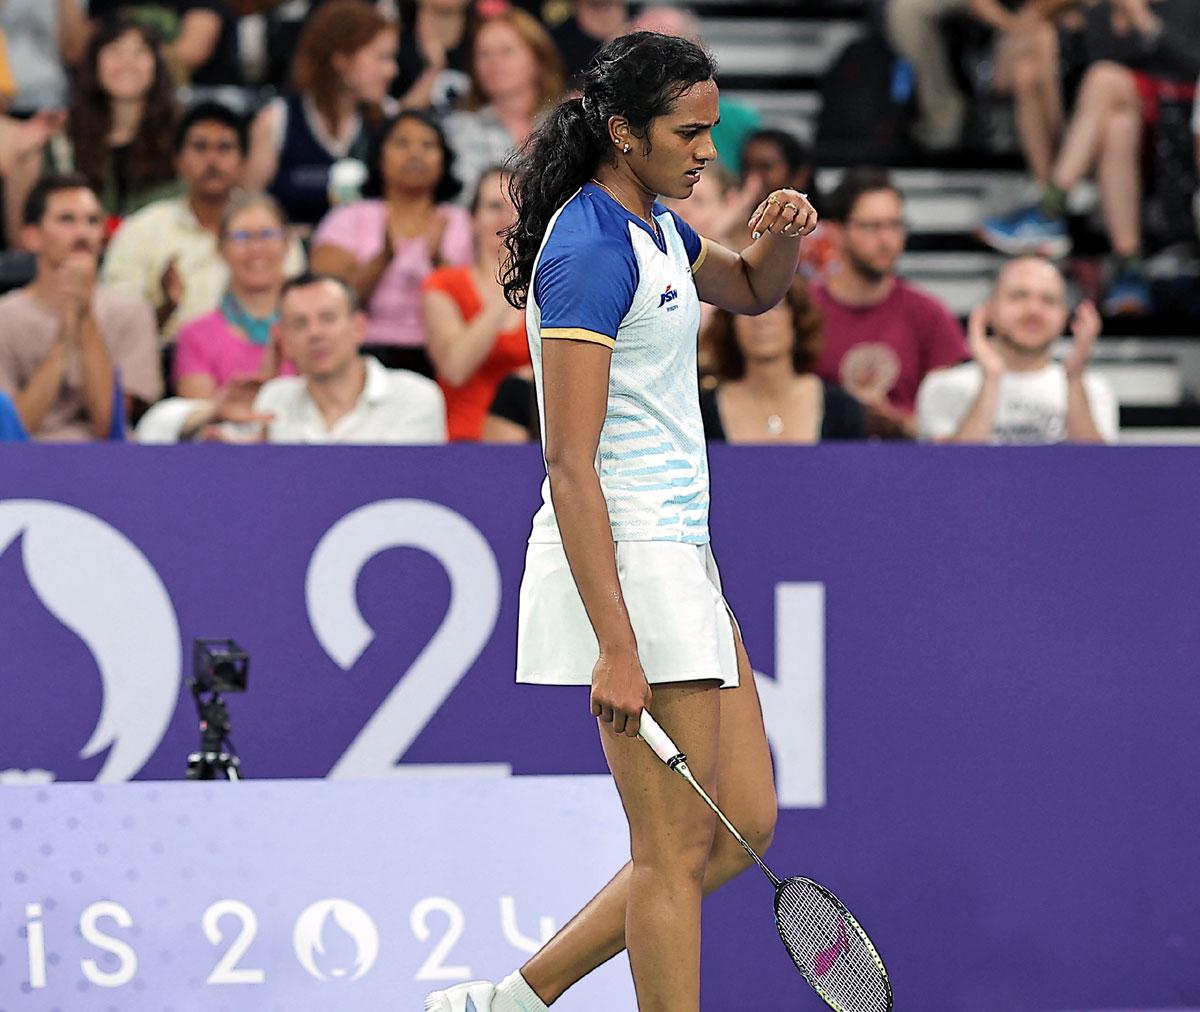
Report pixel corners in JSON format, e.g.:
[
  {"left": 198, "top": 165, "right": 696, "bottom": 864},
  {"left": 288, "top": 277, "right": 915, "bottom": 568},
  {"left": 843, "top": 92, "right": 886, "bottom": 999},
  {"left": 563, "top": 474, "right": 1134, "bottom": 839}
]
[{"left": 492, "top": 970, "right": 550, "bottom": 1012}]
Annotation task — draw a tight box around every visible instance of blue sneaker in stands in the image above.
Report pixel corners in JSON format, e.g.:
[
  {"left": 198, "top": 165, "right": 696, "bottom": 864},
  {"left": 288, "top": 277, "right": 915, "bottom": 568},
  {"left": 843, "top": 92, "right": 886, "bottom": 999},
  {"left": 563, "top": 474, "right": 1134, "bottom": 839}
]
[
  {"left": 976, "top": 205, "right": 1072, "bottom": 258},
  {"left": 1102, "top": 268, "right": 1152, "bottom": 316}
]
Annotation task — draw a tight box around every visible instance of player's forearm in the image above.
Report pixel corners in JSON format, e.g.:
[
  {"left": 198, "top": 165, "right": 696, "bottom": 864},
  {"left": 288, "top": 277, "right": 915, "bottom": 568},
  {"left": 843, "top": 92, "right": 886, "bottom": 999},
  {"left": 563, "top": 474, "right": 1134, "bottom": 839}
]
[
  {"left": 731, "top": 233, "right": 803, "bottom": 314},
  {"left": 547, "top": 461, "right": 638, "bottom": 655},
  {"left": 1063, "top": 374, "right": 1105, "bottom": 443},
  {"left": 950, "top": 374, "right": 1002, "bottom": 442}
]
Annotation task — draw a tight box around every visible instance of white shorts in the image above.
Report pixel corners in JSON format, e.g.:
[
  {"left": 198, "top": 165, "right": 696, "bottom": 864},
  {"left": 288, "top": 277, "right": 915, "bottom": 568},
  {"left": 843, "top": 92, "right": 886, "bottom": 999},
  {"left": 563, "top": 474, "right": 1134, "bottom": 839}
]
[{"left": 516, "top": 540, "right": 740, "bottom": 688}]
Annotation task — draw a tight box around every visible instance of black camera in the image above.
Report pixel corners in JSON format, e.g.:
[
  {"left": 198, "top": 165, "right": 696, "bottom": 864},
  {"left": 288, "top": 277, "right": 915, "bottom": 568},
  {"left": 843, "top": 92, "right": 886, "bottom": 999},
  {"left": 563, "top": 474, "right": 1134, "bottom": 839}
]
[{"left": 192, "top": 639, "right": 249, "bottom": 694}]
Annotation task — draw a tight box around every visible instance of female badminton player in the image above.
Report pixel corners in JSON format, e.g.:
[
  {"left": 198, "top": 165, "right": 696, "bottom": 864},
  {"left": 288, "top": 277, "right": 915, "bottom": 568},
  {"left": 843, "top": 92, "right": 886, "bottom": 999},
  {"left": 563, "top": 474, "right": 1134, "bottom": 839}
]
[{"left": 426, "top": 30, "right": 816, "bottom": 1012}]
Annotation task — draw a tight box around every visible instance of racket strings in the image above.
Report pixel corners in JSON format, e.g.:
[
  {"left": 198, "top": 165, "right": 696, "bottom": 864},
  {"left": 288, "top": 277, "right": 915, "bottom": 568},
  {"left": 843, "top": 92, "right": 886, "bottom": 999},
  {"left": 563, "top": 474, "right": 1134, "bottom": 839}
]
[{"left": 775, "top": 877, "right": 891, "bottom": 1012}]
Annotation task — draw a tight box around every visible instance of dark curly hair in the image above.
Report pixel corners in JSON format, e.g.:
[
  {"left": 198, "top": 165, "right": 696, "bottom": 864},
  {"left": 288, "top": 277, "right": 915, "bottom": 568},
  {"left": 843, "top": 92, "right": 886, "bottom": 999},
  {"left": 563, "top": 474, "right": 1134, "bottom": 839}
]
[
  {"left": 500, "top": 31, "right": 715, "bottom": 309},
  {"left": 362, "top": 110, "right": 463, "bottom": 204},
  {"left": 68, "top": 16, "right": 179, "bottom": 209},
  {"left": 709, "top": 277, "right": 825, "bottom": 379}
]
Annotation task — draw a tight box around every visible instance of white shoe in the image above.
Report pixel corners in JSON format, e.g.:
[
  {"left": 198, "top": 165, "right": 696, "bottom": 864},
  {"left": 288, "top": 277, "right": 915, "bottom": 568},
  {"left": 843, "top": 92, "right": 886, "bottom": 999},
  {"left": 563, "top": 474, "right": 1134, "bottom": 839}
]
[{"left": 424, "top": 980, "right": 496, "bottom": 1012}]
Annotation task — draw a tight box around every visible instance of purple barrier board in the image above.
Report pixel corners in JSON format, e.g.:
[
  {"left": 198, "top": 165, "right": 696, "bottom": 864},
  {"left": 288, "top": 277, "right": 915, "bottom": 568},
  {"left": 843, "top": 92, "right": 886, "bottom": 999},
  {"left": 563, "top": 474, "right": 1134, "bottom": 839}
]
[{"left": 1, "top": 445, "right": 1198, "bottom": 1011}]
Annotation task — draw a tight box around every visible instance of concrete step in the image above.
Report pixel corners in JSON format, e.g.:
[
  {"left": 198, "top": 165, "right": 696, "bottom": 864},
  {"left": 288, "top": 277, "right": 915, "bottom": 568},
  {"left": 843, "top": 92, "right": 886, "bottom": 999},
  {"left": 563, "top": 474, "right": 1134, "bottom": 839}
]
[
  {"left": 705, "top": 18, "right": 864, "bottom": 77},
  {"left": 723, "top": 89, "right": 816, "bottom": 145}
]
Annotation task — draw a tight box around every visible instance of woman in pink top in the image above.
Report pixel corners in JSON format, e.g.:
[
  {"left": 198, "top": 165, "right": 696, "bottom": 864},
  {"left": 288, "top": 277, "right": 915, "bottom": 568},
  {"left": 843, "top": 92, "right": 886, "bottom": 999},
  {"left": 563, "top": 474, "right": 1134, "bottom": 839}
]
[
  {"left": 173, "top": 193, "right": 297, "bottom": 397},
  {"left": 310, "top": 110, "right": 473, "bottom": 375}
]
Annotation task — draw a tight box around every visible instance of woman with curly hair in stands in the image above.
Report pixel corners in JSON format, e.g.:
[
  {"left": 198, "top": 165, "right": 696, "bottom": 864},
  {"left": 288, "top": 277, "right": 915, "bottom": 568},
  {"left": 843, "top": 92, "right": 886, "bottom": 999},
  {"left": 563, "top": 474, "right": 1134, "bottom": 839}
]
[
  {"left": 2, "top": 15, "right": 180, "bottom": 243},
  {"left": 246, "top": 0, "right": 398, "bottom": 229},
  {"left": 440, "top": 7, "right": 565, "bottom": 206},
  {"left": 701, "top": 277, "right": 866, "bottom": 443}
]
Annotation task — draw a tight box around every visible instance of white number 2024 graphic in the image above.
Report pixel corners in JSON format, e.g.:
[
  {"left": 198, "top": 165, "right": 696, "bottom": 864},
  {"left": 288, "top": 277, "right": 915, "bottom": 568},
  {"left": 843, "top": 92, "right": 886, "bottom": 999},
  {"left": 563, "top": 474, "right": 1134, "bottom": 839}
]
[{"left": 305, "top": 499, "right": 826, "bottom": 809}]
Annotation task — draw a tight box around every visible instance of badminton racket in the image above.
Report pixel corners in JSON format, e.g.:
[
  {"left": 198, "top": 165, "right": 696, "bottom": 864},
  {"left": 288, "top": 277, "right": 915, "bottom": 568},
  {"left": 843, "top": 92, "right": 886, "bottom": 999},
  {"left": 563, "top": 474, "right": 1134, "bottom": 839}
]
[{"left": 638, "top": 710, "right": 892, "bottom": 1012}]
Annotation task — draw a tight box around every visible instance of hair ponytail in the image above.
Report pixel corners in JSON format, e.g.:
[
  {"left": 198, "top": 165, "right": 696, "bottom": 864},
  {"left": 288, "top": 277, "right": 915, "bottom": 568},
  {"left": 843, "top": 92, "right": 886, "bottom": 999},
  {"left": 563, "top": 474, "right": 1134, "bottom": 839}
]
[
  {"left": 501, "top": 32, "right": 715, "bottom": 309},
  {"left": 501, "top": 97, "right": 606, "bottom": 308}
]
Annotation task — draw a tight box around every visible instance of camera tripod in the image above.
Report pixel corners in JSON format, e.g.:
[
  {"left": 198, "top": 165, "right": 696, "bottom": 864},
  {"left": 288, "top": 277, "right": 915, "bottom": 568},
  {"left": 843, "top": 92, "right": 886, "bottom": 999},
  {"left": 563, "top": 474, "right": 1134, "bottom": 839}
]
[{"left": 185, "top": 683, "right": 243, "bottom": 781}]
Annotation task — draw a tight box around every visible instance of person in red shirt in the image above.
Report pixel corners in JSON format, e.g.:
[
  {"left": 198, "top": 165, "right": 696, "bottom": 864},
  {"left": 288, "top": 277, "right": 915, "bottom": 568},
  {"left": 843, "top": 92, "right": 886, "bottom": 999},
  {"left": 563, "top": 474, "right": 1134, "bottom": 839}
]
[
  {"left": 421, "top": 165, "right": 530, "bottom": 440},
  {"left": 811, "top": 167, "right": 967, "bottom": 438}
]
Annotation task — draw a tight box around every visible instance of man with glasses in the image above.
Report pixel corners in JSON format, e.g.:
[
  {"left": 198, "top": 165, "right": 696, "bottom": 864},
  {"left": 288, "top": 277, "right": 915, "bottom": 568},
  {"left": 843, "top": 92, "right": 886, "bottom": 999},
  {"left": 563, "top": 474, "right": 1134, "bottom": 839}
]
[
  {"left": 101, "top": 101, "right": 305, "bottom": 343},
  {"left": 811, "top": 167, "right": 967, "bottom": 438}
]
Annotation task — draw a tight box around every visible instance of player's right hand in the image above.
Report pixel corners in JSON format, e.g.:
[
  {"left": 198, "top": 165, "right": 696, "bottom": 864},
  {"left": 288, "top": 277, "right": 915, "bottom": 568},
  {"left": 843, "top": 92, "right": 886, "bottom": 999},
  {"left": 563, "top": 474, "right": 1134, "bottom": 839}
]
[{"left": 591, "top": 648, "right": 653, "bottom": 738}]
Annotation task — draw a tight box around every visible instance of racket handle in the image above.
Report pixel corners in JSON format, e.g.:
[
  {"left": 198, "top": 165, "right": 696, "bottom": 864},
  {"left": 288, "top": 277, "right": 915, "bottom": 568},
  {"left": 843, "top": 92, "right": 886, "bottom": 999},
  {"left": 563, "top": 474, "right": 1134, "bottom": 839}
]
[{"left": 638, "top": 710, "right": 687, "bottom": 770}]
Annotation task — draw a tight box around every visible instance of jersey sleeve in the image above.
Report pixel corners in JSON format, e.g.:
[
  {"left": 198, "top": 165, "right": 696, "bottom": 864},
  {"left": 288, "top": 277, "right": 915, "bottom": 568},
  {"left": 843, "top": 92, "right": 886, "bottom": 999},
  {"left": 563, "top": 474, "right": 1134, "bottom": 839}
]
[
  {"left": 664, "top": 207, "right": 709, "bottom": 274},
  {"left": 533, "top": 232, "right": 639, "bottom": 350}
]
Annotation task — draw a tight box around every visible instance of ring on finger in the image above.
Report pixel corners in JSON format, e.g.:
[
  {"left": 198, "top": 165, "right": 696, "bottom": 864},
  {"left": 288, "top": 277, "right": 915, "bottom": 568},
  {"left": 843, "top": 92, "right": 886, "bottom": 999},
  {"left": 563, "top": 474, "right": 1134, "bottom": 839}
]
[
  {"left": 766, "top": 196, "right": 780, "bottom": 206},
  {"left": 783, "top": 202, "right": 799, "bottom": 212}
]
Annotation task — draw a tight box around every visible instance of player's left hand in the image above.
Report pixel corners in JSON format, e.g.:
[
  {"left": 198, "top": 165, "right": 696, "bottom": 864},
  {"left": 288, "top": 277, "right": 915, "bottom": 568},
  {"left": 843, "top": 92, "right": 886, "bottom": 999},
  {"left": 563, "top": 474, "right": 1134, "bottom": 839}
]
[
  {"left": 1063, "top": 299, "right": 1101, "bottom": 378},
  {"left": 748, "top": 188, "right": 818, "bottom": 240}
]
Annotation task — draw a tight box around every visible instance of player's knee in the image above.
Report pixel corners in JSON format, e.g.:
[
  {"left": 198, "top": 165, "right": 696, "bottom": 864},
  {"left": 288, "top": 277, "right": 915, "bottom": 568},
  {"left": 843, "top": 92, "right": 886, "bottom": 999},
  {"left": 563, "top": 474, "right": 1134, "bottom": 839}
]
[
  {"left": 632, "top": 812, "right": 716, "bottom": 883},
  {"left": 711, "top": 801, "right": 776, "bottom": 873},
  {"left": 745, "top": 808, "right": 777, "bottom": 859}
]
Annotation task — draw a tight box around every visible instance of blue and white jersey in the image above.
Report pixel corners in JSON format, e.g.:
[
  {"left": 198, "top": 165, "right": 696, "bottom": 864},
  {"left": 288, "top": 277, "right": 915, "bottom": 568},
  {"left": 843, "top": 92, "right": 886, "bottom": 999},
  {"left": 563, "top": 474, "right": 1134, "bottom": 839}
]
[{"left": 527, "top": 183, "right": 711, "bottom": 544}]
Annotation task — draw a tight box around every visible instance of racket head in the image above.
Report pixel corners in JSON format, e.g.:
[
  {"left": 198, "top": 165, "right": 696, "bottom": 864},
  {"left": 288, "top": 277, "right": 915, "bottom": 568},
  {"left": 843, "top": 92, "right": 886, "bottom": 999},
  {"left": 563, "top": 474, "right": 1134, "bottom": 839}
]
[{"left": 774, "top": 875, "right": 892, "bottom": 1012}]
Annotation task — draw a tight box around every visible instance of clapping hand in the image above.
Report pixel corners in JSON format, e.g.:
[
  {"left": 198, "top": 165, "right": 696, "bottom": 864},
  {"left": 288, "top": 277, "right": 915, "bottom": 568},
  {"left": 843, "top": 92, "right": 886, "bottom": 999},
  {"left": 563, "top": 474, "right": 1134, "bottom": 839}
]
[
  {"left": 49, "top": 253, "right": 98, "bottom": 330},
  {"left": 0, "top": 110, "right": 65, "bottom": 174},
  {"left": 160, "top": 257, "right": 184, "bottom": 314},
  {"left": 199, "top": 375, "right": 275, "bottom": 443},
  {"left": 422, "top": 209, "right": 448, "bottom": 263},
  {"left": 257, "top": 327, "right": 286, "bottom": 380},
  {"left": 1062, "top": 299, "right": 1101, "bottom": 378},
  {"left": 967, "top": 304, "right": 1006, "bottom": 378}
]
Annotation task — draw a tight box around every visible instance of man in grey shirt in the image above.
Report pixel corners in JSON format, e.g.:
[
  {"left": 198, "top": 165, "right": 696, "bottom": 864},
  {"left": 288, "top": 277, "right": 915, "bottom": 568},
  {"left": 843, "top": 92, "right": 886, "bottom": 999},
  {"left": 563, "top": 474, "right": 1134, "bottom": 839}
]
[{"left": 0, "top": 175, "right": 161, "bottom": 440}]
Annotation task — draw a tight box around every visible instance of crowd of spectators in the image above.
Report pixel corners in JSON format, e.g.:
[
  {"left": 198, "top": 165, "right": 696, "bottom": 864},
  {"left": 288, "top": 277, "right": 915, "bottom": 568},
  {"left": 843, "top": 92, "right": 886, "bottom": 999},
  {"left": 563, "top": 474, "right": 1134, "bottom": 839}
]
[
  {"left": 886, "top": 0, "right": 1199, "bottom": 317},
  {"left": 0, "top": 0, "right": 1192, "bottom": 448}
]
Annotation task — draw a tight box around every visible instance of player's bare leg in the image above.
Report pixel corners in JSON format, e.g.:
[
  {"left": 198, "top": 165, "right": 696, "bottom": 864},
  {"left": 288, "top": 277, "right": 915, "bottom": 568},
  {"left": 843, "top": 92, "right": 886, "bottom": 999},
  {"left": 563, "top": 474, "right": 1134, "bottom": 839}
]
[{"left": 520, "top": 628, "right": 776, "bottom": 1005}]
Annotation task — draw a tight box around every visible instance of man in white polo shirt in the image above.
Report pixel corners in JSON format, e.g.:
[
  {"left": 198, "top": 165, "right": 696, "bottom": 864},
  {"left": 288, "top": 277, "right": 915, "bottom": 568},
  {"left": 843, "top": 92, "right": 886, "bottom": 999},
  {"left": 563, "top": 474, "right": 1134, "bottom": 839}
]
[
  {"left": 136, "top": 273, "right": 446, "bottom": 443},
  {"left": 916, "top": 255, "right": 1118, "bottom": 444}
]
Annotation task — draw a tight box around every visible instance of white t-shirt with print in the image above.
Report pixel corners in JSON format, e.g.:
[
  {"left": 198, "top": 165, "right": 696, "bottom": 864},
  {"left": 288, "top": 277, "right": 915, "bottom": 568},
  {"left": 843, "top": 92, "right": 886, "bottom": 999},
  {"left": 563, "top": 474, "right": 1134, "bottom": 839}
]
[{"left": 917, "top": 361, "right": 1119, "bottom": 444}]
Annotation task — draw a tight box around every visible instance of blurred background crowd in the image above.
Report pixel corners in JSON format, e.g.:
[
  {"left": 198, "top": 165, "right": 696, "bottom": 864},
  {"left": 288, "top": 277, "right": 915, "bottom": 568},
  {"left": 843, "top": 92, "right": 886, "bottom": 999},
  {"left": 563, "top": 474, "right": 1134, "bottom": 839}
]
[{"left": 0, "top": 0, "right": 1196, "bottom": 447}]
